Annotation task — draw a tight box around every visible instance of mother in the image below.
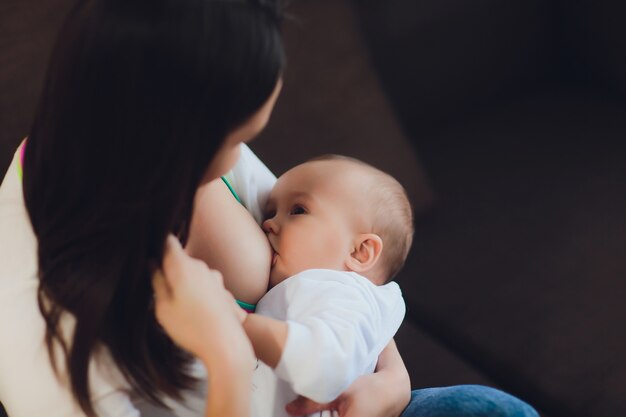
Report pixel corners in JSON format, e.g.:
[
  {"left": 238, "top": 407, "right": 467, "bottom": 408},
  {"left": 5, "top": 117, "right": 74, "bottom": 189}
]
[
  {"left": 1, "top": 0, "right": 282, "bottom": 415},
  {"left": 0, "top": 0, "right": 538, "bottom": 416}
]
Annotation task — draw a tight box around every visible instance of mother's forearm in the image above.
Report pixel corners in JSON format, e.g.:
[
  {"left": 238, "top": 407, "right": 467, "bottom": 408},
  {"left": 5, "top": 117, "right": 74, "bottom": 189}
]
[
  {"left": 200, "top": 340, "right": 254, "bottom": 417},
  {"left": 376, "top": 340, "right": 408, "bottom": 375},
  {"left": 375, "top": 340, "right": 411, "bottom": 416}
]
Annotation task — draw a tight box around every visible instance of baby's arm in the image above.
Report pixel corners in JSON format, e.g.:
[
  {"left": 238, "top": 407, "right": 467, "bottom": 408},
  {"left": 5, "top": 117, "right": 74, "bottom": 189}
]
[
  {"left": 247, "top": 271, "right": 405, "bottom": 404},
  {"left": 242, "top": 313, "right": 288, "bottom": 367},
  {"left": 186, "top": 178, "right": 272, "bottom": 305}
]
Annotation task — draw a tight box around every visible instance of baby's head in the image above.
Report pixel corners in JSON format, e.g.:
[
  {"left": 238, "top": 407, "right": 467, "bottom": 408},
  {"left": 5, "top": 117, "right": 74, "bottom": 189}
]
[{"left": 262, "top": 155, "right": 413, "bottom": 287}]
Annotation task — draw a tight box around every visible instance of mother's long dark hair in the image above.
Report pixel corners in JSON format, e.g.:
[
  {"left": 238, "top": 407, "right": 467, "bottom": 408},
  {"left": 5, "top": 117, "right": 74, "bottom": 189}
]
[{"left": 22, "top": 0, "right": 284, "bottom": 414}]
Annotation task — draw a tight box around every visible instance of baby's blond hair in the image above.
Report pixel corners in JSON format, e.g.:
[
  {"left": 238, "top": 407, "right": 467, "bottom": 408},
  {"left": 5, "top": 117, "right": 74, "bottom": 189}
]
[{"left": 309, "top": 155, "right": 414, "bottom": 282}]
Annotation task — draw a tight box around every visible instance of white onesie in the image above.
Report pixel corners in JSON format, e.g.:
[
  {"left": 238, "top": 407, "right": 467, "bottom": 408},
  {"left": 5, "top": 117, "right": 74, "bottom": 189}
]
[{"left": 250, "top": 269, "right": 405, "bottom": 417}]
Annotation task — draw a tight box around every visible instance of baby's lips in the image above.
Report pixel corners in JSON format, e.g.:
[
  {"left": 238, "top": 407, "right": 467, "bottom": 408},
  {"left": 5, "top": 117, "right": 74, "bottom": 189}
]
[{"left": 267, "top": 238, "right": 279, "bottom": 266}]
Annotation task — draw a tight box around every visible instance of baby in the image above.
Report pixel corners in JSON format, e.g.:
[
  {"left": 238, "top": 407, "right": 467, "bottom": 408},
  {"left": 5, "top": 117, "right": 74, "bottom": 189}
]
[{"left": 186, "top": 148, "right": 413, "bottom": 417}]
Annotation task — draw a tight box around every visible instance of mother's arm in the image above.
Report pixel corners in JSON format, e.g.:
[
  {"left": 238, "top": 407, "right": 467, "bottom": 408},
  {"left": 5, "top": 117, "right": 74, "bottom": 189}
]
[
  {"left": 285, "top": 339, "right": 411, "bottom": 417},
  {"left": 370, "top": 340, "right": 412, "bottom": 415},
  {"left": 155, "top": 236, "right": 255, "bottom": 417}
]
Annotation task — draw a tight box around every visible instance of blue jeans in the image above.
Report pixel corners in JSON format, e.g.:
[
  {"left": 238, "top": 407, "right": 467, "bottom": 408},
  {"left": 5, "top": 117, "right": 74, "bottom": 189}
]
[{"left": 401, "top": 385, "right": 539, "bottom": 417}]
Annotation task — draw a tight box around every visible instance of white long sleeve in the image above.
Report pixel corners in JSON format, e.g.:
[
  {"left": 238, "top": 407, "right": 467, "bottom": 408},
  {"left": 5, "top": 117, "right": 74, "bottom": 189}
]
[{"left": 255, "top": 269, "right": 405, "bottom": 405}]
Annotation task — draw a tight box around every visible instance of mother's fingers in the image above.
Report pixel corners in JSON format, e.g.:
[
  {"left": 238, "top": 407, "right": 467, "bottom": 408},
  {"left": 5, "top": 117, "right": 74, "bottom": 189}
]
[
  {"left": 166, "top": 233, "right": 184, "bottom": 252},
  {"left": 286, "top": 396, "right": 336, "bottom": 416},
  {"left": 150, "top": 236, "right": 249, "bottom": 359},
  {"left": 152, "top": 269, "right": 170, "bottom": 301},
  {"left": 162, "top": 234, "right": 220, "bottom": 285},
  {"left": 162, "top": 234, "right": 186, "bottom": 281}
]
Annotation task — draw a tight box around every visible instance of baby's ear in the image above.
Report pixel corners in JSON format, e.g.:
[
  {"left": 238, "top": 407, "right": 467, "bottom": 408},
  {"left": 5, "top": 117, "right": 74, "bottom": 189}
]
[{"left": 346, "top": 234, "right": 383, "bottom": 274}]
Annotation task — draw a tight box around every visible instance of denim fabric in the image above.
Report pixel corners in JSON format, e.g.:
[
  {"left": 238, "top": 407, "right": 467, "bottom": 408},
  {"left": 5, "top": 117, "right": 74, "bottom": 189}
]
[{"left": 401, "top": 385, "right": 539, "bottom": 417}]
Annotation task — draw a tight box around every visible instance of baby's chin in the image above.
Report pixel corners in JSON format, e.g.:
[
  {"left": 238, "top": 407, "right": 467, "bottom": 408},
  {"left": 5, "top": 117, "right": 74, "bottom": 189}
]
[{"left": 268, "top": 266, "right": 290, "bottom": 289}]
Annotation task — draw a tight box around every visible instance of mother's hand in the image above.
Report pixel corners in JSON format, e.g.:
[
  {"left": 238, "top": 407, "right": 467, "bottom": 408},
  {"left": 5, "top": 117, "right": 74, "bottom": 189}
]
[
  {"left": 152, "top": 235, "right": 252, "bottom": 366},
  {"left": 285, "top": 374, "right": 404, "bottom": 417},
  {"left": 285, "top": 341, "right": 411, "bottom": 417},
  {"left": 153, "top": 237, "right": 254, "bottom": 417}
]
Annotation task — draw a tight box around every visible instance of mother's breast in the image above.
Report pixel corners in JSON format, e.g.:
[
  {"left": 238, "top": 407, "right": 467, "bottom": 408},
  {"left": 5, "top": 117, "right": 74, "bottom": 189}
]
[{"left": 186, "top": 178, "right": 272, "bottom": 304}]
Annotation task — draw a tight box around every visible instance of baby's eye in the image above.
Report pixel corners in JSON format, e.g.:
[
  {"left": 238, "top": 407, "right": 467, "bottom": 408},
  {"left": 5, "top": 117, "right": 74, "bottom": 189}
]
[{"left": 289, "top": 205, "right": 307, "bottom": 215}]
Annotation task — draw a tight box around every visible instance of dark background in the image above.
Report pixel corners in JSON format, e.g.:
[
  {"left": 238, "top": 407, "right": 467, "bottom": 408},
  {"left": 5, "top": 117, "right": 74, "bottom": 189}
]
[{"left": 2, "top": 1, "right": 626, "bottom": 417}]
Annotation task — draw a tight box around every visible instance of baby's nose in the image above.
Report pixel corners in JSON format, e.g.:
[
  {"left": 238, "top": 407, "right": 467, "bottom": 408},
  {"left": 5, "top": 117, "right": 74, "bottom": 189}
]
[{"left": 262, "top": 218, "right": 277, "bottom": 234}]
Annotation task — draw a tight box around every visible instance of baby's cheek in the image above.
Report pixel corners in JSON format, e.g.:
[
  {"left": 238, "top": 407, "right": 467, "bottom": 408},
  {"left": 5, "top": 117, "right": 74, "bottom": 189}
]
[
  {"left": 323, "top": 233, "right": 352, "bottom": 270},
  {"left": 293, "top": 241, "right": 338, "bottom": 273}
]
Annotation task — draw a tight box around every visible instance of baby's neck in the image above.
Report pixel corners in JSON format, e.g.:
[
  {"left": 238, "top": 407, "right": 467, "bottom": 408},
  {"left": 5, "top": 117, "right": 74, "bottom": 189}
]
[{"left": 344, "top": 267, "right": 387, "bottom": 286}]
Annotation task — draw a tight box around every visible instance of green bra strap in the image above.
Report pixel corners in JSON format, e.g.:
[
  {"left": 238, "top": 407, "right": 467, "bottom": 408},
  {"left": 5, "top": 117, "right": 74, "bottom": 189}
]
[{"left": 221, "top": 176, "right": 243, "bottom": 205}]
